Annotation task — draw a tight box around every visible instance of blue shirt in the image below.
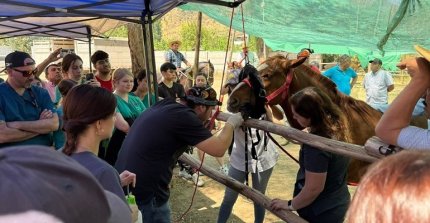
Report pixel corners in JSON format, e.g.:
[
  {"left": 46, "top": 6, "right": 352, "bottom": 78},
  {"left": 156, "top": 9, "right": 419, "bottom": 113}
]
[
  {"left": 52, "top": 106, "right": 65, "bottom": 150},
  {"left": 165, "top": 50, "right": 186, "bottom": 68},
  {"left": 323, "top": 65, "right": 357, "bottom": 95},
  {"left": 0, "top": 83, "right": 55, "bottom": 148}
]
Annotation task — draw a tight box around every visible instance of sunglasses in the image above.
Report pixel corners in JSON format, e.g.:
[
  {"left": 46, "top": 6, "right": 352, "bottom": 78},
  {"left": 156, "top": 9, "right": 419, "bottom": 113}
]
[
  {"left": 12, "top": 68, "right": 38, "bottom": 77},
  {"left": 189, "top": 87, "right": 217, "bottom": 100}
]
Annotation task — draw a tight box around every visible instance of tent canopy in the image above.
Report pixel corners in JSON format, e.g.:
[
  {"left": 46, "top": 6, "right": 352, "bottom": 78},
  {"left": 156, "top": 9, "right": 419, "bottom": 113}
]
[
  {"left": 0, "top": 0, "right": 242, "bottom": 40},
  {"left": 181, "top": 0, "right": 430, "bottom": 70}
]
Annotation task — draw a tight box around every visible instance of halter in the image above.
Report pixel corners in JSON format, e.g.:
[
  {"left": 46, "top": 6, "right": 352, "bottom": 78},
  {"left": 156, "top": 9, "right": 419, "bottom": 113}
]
[{"left": 265, "top": 69, "right": 294, "bottom": 104}]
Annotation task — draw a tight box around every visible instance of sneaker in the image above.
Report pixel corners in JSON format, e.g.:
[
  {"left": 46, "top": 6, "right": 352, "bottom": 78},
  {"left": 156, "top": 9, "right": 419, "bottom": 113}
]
[
  {"left": 219, "top": 165, "right": 229, "bottom": 175},
  {"left": 178, "top": 169, "right": 192, "bottom": 180},
  {"left": 192, "top": 173, "right": 204, "bottom": 187}
]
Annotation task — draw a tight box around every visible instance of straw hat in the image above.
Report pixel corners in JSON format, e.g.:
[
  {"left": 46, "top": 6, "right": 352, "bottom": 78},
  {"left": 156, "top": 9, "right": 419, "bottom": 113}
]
[
  {"left": 241, "top": 43, "right": 248, "bottom": 49},
  {"left": 415, "top": 45, "right": 430, "bottom": 62},
  {"left": 169, "top": 40, "right": 182, "bottom": 47}
]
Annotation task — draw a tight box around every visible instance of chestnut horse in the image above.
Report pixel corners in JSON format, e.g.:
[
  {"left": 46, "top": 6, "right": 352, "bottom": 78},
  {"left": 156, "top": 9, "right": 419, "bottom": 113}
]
[{"left": 227, "top": 55, "right": 382, "bottom": 183}]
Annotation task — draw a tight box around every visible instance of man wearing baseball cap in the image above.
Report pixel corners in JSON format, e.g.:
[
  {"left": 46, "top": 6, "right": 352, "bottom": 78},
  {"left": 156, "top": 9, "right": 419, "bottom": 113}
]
[
  {"left": 363, "top": 58, "right": 394, "bottom": 109},
  {"left": 376, "top": 45, "right": 430, "bottom": 149},
  {"left": 0, "top": 51, "right": 58, "bottom": 148},
  {"left": 164, "top": 40, "right": 192, "bottom": 69},
  {"left": 116, "top": 86, "right": 243, "bottom": 223}
]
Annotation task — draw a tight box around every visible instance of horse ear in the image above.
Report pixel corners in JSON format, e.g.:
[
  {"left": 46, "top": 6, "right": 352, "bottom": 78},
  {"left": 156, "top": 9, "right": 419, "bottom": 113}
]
[{"left": 290, "top": 57, "right": 307, "bottom": 68}]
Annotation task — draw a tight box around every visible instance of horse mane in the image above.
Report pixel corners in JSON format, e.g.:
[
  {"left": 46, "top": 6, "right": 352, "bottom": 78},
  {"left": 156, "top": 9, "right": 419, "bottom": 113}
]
[{"left": 263, "top": 55, "right": 381, "bottom": 128}]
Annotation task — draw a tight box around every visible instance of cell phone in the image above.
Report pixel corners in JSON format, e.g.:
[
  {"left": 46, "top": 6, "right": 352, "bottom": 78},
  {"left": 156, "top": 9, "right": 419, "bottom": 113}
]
[
  {"left": 60, "top": 49, "right": 69, "bottom": 57},
  {"left": 85, "top": 73, "right": 94, "bottom": 81}
]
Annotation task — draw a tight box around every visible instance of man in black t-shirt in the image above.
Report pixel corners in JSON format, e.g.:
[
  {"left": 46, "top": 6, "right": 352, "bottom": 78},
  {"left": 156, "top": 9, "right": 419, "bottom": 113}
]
[
  {"left": 158, "top": 62, "right": 185, "bottom": 99},
  {"left": 115, "top": 86, "right": 243, "bottom": 223}
]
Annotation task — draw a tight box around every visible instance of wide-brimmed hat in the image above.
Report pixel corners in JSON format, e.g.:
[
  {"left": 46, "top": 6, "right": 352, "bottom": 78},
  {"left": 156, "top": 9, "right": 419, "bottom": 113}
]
[
  {"left": 169, "top": 40, "right": 182, "bottom": 47},
  {"left": 415, "top": 45, "right": 430, "bottom": 62}
]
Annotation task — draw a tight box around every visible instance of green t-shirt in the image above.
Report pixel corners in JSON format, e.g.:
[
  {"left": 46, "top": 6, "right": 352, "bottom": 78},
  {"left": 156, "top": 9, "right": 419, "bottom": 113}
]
[
  {"left": 130, "top": 92, "right": 156, "bottom": 108},
  {"left": 115, "top": 94, "right": 146, "bottom": 119}
]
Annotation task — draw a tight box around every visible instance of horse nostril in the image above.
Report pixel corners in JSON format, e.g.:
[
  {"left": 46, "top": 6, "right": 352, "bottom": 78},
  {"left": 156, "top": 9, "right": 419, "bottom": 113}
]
[{"left": 229, "top": 97, "right": 239, "bottom": 108}]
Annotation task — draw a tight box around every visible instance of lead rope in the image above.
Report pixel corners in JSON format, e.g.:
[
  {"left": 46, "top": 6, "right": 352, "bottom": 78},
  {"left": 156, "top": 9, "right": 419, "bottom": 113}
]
[{"left": 175, "top": 3, "right": 239, "bottom": 222}]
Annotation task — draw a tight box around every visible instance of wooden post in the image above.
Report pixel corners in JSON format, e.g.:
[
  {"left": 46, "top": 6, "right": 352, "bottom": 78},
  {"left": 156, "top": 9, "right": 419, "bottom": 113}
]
[
  {"left": 178, "top": 153, "right": 307, "bottom": 223},
  {"left": 216, "top": 112, "right": 379, "bottom": 163},
  {"left": 192, "top": 12, "right": 203, "bottom": 85}
]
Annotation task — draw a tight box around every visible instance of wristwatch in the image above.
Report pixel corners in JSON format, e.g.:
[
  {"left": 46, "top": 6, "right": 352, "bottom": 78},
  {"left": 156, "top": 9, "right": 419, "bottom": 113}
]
[{"left": 288, "top": 200, "right": 296, "bottom": 211}]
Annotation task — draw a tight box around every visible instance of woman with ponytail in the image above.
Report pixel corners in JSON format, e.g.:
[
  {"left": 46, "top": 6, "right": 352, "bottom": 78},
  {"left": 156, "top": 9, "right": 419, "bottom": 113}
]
[{"left": 62, "top": 84, "right": 136, "bottom": 202}]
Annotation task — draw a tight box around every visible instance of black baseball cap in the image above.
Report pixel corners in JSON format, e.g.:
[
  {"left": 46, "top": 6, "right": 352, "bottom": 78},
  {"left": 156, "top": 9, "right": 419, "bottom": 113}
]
[
  {"left": 4, "top": 51, "right": 35, "bottom": 68},
  {"left": 369, "top": 58, "right": 382, "bottom": 65},
  {"left": 185, "top": 86, "right": 221, "bottom": 106}
]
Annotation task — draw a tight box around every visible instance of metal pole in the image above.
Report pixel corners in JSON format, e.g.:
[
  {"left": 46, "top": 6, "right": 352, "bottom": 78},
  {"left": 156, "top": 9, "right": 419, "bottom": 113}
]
[
  {"left": 141, "top": 1, "right": 159, "bottom": 104},
  {"left": 86, "top": 26, "right": 93, "bottom": 73}
]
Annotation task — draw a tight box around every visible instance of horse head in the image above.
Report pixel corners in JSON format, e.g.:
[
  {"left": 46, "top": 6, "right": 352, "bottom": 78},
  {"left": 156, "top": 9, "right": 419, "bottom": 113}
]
[
  {"left": 258, "top": 55, "right": 307, "bottom": 105},
  {"left": 227, "top": 64, "right": 267, "bottom": 119}
]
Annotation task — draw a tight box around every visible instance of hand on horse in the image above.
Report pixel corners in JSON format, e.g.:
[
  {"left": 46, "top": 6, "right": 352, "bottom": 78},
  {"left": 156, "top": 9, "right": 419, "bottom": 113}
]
[
  {"left": 226, "top": 112, "right": 244, "bottom": 129},
  {"left": 397, "top": 57, "right": 430, "bottom": 85}
]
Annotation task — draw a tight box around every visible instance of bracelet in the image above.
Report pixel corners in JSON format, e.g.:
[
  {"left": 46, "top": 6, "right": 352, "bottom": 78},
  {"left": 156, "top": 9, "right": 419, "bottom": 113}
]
[{"left": 288, "top": 200, "right": 296, "bottom": 211}]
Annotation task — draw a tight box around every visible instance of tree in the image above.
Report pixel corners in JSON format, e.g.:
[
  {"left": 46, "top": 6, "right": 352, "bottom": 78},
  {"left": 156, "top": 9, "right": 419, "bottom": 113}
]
[
  {"left": 126, "top": 24, "right": 145, "bottom": 76},
  {"left": 0, "top": 36, "right": 38, "bottom": 53}
]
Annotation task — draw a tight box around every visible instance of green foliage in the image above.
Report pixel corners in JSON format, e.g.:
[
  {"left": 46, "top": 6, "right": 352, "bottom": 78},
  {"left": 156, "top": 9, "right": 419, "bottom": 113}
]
[
  {"left": 104, "top": 25, "right": 128, "bottom": 38},
  {"left": 0, "top": 36, "right": 37, "bottom": 53},
  {"left": 179, "top": 22, "right": 229, "bottom": 51}
]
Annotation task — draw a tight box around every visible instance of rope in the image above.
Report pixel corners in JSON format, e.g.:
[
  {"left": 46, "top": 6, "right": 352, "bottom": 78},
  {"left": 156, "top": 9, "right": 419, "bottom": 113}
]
[
  {"left": 174, "top": 153, "right": 206, "bottom": 222},
  {"left": 266, "top": 132, "right": 299, "bottom": 164},
  {"left": 218, "top": 4, "right": 236, "bottom": 105}
]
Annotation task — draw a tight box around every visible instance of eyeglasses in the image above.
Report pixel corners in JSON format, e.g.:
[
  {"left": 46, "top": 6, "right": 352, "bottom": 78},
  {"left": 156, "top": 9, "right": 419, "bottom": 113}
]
[
  {"left": 189, "top": 87, "right": 217, "bottom": 100},
  {"left": 12, "top": 68, "right": 38, "bottom": 77}
]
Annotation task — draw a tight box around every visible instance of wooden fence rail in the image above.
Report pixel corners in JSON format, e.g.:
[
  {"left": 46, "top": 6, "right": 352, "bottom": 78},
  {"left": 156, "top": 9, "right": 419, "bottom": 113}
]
[
  {"left": 216, "top": 112, "right": 379, "bottom": 163},
  {"left": 178, "top": 153, "right": 307, "bottom": 223},
  {"left": 179, "top": 112, "right": 384, "bottom": 222}
]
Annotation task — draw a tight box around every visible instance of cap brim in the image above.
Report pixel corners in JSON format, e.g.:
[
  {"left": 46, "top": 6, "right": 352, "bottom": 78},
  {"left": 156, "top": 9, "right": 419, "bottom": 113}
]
[
  {"left": 415, "top": 45, "right": 430, "bottom": 62},
  {"left": 104, "top": 190, "right": 132, "bottom": 223}
]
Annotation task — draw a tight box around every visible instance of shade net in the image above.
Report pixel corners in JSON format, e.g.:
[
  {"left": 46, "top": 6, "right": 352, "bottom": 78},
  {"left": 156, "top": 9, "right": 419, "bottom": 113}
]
[{"left": 181, "top": 0, "right": 430, "bottom": 70}]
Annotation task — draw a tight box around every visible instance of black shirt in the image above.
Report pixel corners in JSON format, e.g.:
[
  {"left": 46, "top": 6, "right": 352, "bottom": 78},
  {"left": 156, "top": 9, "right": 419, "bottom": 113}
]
[
  {"left": 294, "top": 144, "right": 350, "bottom": 217},
  {"left": 158, "top": 82, "right": 185, "bottom": 99},
  {"left": 115, "top": 99, "right": 212, "bottom": 205}
]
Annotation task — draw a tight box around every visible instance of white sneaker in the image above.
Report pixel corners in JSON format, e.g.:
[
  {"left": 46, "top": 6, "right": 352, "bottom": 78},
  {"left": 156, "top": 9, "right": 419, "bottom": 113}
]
[
  {"left": 192, "top": 173, "right": 204, "bottom": 187},
  {"left": 178, "top": 169, "right": 192, "bottom": 180},
  {"left": 219, "top": 165, "right": 229, "bottom": 175}
]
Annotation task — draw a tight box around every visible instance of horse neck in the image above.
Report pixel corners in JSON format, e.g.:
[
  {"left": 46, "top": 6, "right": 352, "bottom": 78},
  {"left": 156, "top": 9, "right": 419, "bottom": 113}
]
[{"left": 278, "top": 69, "right": 317, "bottom": 130}]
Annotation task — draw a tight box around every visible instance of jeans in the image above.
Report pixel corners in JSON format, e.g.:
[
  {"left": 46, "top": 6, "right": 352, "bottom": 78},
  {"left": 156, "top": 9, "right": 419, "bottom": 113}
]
[
  {"left": 137, "top": 197, "right": 171, "bottom": 223},
  {"left": 217, "top": 166, "right": 274, "bottom": 223}
]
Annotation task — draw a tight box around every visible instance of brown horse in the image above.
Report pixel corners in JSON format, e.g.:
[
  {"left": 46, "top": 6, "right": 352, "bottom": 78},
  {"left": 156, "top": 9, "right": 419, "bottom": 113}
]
[{"left": 227, "top": 55, "right": 382, "bottom": 183}]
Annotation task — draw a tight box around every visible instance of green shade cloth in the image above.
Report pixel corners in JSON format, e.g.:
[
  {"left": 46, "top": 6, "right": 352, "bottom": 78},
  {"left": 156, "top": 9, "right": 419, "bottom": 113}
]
[{"left": 181, "top": 0, "right": 430, "bottom": 71}]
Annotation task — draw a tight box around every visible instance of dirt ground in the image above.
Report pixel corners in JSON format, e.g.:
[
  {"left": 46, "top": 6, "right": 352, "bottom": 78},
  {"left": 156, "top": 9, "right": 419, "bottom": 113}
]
[
  {"left": 168, "top": 136, "right": 356, "bottom": 223},
  {"left": 169, "top": 135, "right": 301, "bottom": 223}
]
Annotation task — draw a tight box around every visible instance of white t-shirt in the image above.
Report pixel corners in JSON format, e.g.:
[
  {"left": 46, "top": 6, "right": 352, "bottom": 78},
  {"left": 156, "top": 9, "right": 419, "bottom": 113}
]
[
  {"left": 397, "top": 126, "right": 430, "bottom": 150},
  {"left": 363, "top": 69, "right": 394, "bottom": 105},
  {"left": 230, "top": 127, "right": 279, "bottom": 173},
  {"left": 236, "top": 51, "right": 258, "bottom": 67}
]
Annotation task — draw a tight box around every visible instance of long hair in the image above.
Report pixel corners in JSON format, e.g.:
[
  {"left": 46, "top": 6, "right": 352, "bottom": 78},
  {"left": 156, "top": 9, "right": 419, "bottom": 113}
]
[
  {"left": 347, "top": 150, "right": 430, "bottom": 223},
  {"left": 289, "top": 87, "right": 350, "bottom": 141},
  {"left": 62, "top": 53, "right": 83, "bottom": 74},
  {"left": 62, "top": 85, "right": 117, "bottom": 155}
]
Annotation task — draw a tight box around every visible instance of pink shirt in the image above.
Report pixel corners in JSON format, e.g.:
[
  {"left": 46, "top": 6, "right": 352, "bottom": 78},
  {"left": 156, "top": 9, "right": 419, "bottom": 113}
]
[{"left": 43, "top": 80, "right": 56, "bottom": 102}]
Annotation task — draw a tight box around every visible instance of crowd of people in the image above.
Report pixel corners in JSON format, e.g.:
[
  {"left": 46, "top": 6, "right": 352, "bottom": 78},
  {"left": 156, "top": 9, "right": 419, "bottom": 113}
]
[{"left": 1, "top": 37, "right": 430, "bottom": 223}]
